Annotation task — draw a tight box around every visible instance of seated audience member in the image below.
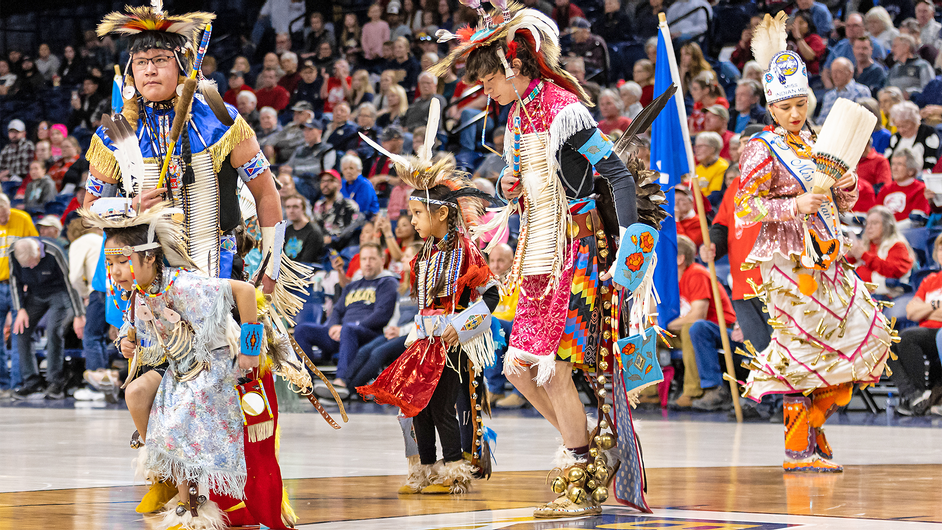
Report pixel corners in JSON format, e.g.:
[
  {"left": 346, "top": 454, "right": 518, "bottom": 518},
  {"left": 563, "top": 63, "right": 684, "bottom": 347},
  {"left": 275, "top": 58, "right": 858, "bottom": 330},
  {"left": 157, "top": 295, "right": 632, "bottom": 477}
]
[
  {"left": 817, "top": 57, "right": 872, "bottom": 122},
  {"left": 887, "top": 235, "right": 942, "bottom": 416},
  {"left": 866, "top": 6, "right": 900, "bottom": 52},
  {"left": 260, "top": 101, "right": 315, "bottom": 163},
  {"left": 619, "top": 82, "right": 643, "bottom": 120},
  {"left": 36, "top": 216, "right": 65, "bottom": 247},
  {"left": 236, "top": 91, "right": 261, "bottom": 132},
  {"left": 46, "top": 137, "right": 80, "bottom": 192},
  {"left": 255, "top": 68, "right": 291, "bottom": 111},
  {"left": 569, "top": 17, "right": 608, "bottom": 76},
  {"left": 853, "top": 36, "right": 887, "bottom": 95},
  {"left": 367, "top": 126, "right": 405, "bottom": 184},
  {"left": 787, "top": 11, "right": 827, "bottom": 76},
  {"left": 694, "top": 132, "right": 729, "bottom": 195},
  {"left": 878, "top": 146, "right": 930, "bottom": 222},
  {"left": 858, "top": 97, "right": 892, "bottom": 155},
  {"left": 887, "top": 34, "right": 934, "bottom": 95},
  {"left": 702, "top": 105, "right": 734, "bottom": 160},
  {"left": 347, "top": 243, "right": 422, "bottom": 393},
  {"left": 853, "top": 177, "right": 878, "bottom": 214},
  {"left": 295, "top": 243, "right": 397, "bottom": 398},
  {"left": 375, "top": 211, "right": 418, "bottom": 267},
  {"left": 597, "top": 89, "right": 631, "bottom": 135},
  {"left": 22, "top": 161, "right": 56, "bottom": 212},
  {"left": 314, "top": 169, "right": 363, "bottom": 251},
  {"left": 0, "top": 120, "right": 34, "bottom": 182},
  {"left": 354, "top": 102, "right": 382, "bottom": 161},
  {"left": 340, "top": 153, "right": 380, "bottom": 219},
  {"left": 376, "top": 84, "right": 409, "bottom": 129},
  {"left": 10, "top": 237, "right": 85, "bottom": 400},
  {"left": 667, "top": 235, "right": 737, "bottom": 410},
  {"left": 278, "top": 51, "right": 302, "bottom": 95},
  {"left": 277, "top": 166, "right": 298, "bottom": 206},
  {"left": 688, "top": 72, "right": 728, "bottom": 136},
  {"left": 256, "top": 107, "right": 282, "bottom": 142},
  {"left": 386, "top": 36, "right": 421, "bottom": 94},
  {"left": 674, "top": 185, "right": 703, "bottom": 247},
  {"left": 224, "top": 69, "right": 253, "bottom": 106},
  {"left": 284, "top": 194, "right": 325, "bottom": 263},
  {"left": 286, "top": 117, "right": 337, "bottom": 178},
  {"left": 884, "top": 101, "right": 940, "bottom": 170},
  {"left": 729, "top": 79, "right": 766, "bottom": 134},
  {"left": 404, "top": 72, "right": 446, "bottom": 131},
  {"left": 324, "top": 101, "right": 360, "bottom": 153},
  {"left": 857, "top": 139, "right": 893, "bottom": 189},
  {"left": 847, "top": 206, "right": 916, "bottom": 298},
  {"left": 294, "top": 60, "right": 323, "bottom": 110}
]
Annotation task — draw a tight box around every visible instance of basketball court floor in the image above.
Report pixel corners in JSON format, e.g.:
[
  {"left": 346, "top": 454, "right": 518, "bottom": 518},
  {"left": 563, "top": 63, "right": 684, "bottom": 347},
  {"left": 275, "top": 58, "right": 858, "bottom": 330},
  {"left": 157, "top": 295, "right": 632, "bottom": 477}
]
[{"left": 2, "top": 399, "right": 941, "bottom": 529}]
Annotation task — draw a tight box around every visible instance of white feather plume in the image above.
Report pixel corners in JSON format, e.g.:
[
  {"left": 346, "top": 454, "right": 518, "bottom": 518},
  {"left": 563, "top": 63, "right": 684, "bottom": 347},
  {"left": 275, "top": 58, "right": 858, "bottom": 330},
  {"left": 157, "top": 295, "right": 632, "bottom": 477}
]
[
  {"left": 751, "top": 12, "right": 788, "bottom": 69},
  {"left": 358, "top": 132, "right": 412, "bottom": 171},
  {"left": 505, "top": 9, "right": 558, "bottom": 52},
  {"left": 101, "top": 113, "right": 145, "bottom": 197},
  {"left": 420, "top": 97, "right": 441, "bottom": 164},
  {"left": 151, "top": 0, "right": 163, "bottom": 15}
]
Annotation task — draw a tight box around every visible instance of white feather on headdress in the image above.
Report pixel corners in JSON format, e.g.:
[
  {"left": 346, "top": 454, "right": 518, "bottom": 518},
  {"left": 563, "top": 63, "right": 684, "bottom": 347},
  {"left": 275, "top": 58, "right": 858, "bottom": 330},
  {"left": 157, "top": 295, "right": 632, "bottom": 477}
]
[{"left": 751, "top": 12, "right": 788, "bottom": 69}]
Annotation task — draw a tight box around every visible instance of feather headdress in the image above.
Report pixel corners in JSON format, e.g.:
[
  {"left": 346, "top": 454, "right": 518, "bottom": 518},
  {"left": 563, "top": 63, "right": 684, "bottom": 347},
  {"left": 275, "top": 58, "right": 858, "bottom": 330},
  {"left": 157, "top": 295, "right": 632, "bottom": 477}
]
[
  {"left": 358, "top": 98, "right": 493, "bottom": 229},
  {"left": 751, "top": 12, "right": 809, "bottom": 104},
  {"left": 79, "top": 200, "right": 197, "bottom": 270},
  {"left": 97, "top": 0, "right": 214, "bottom": 56},
  {"left": 428, "top": 2, "right": 589, "bottom": 104}
]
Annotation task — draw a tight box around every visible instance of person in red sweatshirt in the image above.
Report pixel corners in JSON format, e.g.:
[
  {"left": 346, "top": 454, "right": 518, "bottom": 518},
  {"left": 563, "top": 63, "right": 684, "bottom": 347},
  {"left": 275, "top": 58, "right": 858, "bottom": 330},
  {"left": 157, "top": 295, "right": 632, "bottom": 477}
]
[
  {"left": 856, "top": 142, "right": 892, "bottom": 189},
  {"left": 847, "top": 206, "right": 915, "bottom": 297},
  {"left": 223, "top": 70, "right": 254, "bottom": 106},
  {"left": 852, "top": 177, "right": 877, "bottom": 214},
  {"left": 877, "top": 146, "right": 930, "bottom": 222},
  {"left": 675, "top": 184, "right": 703, "bottom": 246}
]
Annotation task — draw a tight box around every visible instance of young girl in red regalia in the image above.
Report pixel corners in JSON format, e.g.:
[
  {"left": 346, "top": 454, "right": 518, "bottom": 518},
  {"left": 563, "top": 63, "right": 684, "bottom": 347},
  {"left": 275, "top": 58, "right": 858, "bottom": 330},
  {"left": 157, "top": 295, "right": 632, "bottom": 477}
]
[{"left": 357, "top": 107, "right": 500, "bottom": 494}]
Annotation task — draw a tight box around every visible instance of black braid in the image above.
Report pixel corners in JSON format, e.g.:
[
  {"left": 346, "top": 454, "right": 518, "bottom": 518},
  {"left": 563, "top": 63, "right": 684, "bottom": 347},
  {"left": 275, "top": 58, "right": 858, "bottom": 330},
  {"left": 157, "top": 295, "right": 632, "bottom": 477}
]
[{"left": 181, "top": 127, "right": 194, "bottom": 186}]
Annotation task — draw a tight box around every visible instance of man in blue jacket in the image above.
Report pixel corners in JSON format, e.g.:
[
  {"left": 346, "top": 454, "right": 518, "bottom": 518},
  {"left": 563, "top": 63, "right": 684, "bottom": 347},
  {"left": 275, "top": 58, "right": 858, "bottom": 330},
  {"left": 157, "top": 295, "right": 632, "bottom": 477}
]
[{"left": 294, "top": 242, "right": 396, "bottom": 398}]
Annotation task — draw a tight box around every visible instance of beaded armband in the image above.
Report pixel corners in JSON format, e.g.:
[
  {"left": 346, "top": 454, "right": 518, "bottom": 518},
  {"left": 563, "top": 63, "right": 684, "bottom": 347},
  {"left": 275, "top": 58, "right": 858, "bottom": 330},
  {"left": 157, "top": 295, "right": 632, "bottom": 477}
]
[
  {"left": 85, "top": 174, "right": 119, "bottom": 198},
  {"left": 577, "top": 129, "right": 614, "bottom": 166},
  {"left": 236, "top": 150, "right": 271, "bottom": 183},
  {"left": 240, "top": 322, "right": 264, "bottom": 356}
]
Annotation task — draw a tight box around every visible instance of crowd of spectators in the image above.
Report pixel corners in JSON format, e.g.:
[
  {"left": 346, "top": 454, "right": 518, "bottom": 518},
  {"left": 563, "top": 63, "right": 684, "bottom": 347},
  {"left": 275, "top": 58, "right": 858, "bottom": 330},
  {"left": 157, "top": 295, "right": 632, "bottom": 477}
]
[{"left": 4, "top": 0, "right": 942, "bottom": 414}]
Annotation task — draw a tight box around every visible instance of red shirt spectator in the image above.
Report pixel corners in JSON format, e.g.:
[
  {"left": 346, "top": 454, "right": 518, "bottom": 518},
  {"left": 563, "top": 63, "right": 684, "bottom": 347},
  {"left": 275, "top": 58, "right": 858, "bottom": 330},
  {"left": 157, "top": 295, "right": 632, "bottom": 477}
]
[
  {"left": 256, "top": 85, "right": 291, "bottom": 112},
  {"left": 224, "top": 84, "right": 253, "bottom": 106},
  {"left": 712, "top": 176, "right": 762, "bottom": 300},
  {"left": 914, "top": 272, "right": 942, "bottom": 329},
  {"left": 676, "top": 212, "right": 702, "bottom": 246},
  {"left": 552, "top": 1, "right": 586, "bottom": 28},
  {"left": 852, "top": 178, "right": 878, "bottom": 214},
  {"left": 848, "top": 239, "right": 914, "bottom": 283},
  {"left": 674, "top": 185, "right": 704, "bottom": 246},
  {"left": 877, "top": 178, "right": 929, "bottom": 221},
  {"left": 680, "top": 262, "right": 737, "bottom": 326},
  {"left": 857, "top": 148, "right": 892, "bottom": 188}
]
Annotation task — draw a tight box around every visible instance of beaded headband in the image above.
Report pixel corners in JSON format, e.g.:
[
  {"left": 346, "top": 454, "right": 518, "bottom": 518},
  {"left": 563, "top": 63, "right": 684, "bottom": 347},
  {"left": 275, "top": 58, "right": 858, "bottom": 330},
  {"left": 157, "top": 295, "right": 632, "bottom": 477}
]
[{"left": 104, "top": 242, "right": 161, "bottom": 256}]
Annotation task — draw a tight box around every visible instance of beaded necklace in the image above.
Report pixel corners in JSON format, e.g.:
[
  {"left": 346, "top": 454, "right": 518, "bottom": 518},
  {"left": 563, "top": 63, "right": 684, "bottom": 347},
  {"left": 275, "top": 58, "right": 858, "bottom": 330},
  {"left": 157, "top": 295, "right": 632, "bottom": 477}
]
[
  {"left": 128, "top": 261, "right": 180, "bottom": 298},
  {"left": 417, "top": 237, "right": 463, "bottom": 309}
]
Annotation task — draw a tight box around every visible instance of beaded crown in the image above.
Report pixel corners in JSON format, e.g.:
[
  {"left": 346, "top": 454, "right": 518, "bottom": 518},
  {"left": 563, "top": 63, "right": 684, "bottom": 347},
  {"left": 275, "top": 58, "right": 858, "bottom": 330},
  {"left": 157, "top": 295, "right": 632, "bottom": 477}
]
[{"left": 752, "top": 12, "right": 809, "bottom": 104}]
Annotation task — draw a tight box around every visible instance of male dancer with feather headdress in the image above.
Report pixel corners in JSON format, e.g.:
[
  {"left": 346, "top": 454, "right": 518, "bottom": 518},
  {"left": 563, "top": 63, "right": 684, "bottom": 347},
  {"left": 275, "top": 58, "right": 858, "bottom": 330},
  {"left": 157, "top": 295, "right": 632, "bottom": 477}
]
[
  {"left": 429, "top": 0, "right": 668, "bottom": 517},
  {"left": 85, "top": 2, "right": 299, "bottom": 528}
]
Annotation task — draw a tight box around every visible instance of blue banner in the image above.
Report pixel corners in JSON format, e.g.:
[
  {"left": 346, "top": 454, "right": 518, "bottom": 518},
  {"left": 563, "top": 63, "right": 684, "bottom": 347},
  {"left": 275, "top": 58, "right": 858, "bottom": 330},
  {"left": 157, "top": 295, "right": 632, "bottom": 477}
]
[{"left": 650, "top": 27, "right": 688, "bottom": 329}]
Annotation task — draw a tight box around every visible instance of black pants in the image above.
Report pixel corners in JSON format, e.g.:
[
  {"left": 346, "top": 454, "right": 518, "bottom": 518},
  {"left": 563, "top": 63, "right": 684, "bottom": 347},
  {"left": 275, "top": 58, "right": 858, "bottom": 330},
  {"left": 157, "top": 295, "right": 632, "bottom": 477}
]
[
  {"left": 887, "top": 326, "right": 942, "bottom": 399},
  {"left": 414, "top": 348, "right": 465, "bottom": 466}
]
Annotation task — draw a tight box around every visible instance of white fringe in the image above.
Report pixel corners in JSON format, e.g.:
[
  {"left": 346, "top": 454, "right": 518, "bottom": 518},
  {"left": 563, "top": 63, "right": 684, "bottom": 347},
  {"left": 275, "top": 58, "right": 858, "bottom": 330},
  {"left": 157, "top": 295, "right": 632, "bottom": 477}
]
[
  {"left": 402, "top": 461, "right": 433, "bottom": 492},
  {"left": 551, "top": 445, "right": 582, "bottom": 470},
  {"left": 546, "top": 103, "right": 597, "bottom": 178},
  {"left": 433, "top": 460, "right": 475, "bottom": 494},
  {"left": 159, "top": 498, "right": 227, "bottom": 530},
  {"left": 502, "top": 347, "right": 558, "bottom": 386},
  {"left": 145, "top": 446, "right": 246, "bottom": 501},
  {"left": 133, "top": 446, "right": 152, "bottom": 483},
  {"left": 464, "top": 327, "right": 496, "bottom": 372}
]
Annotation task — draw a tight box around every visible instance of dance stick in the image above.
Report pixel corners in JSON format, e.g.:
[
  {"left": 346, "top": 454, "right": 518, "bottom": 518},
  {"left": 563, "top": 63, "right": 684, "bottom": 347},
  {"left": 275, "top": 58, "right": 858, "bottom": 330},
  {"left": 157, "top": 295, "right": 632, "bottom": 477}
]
[{"left": 156, "top": 23, "right": 212, "bottom": 189}]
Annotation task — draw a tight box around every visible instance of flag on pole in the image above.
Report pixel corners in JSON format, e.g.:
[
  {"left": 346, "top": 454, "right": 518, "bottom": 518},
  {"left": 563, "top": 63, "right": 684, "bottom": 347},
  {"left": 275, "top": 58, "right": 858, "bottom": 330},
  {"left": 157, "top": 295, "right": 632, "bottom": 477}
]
[{"left": 650, "top": 16, "right": 697, "bottom": 329}]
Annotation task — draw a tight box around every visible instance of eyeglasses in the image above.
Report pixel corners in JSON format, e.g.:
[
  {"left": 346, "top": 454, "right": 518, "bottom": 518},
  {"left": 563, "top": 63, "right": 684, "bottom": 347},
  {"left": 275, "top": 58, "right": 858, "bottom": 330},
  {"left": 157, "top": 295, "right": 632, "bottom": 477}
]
[{"left": 132, "top": 55, "right": 176, "bottom": 70}]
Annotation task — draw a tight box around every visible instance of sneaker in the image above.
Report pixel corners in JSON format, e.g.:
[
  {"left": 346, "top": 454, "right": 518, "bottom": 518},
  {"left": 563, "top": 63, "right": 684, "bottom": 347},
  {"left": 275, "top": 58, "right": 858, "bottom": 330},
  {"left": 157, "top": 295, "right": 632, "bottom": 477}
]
[
  {"left": 911, "top": 389, "right": 933, "bottom": 416},
  {"left": 0, "top": 388, "right": 12, "bottom": 400},
  {"left": 930, "top": 404, "right": 942, "bottom": 416},
  {"left": 84, "top": 369, "right": 119, "bottom": 391},
  {"left": 669, "top": 394, "right": 696, "bottom": 410},
  {"left": 44, "top": 382, "right": 66, "bottom": 400},
  {"left": 73, "top": 388, "right": 105, "bottom": 401},
  {"left": 691, "top": 386, "right": 732, "bottom": 411},
  {"left": 897, "top": 400, "right": 914, "bottom": 416},
  {"left": 12, "top": 381, "right": 46, "bottom": 400},
  {"left": 495, "top": 393, "right": 528, "bottom": 409}
]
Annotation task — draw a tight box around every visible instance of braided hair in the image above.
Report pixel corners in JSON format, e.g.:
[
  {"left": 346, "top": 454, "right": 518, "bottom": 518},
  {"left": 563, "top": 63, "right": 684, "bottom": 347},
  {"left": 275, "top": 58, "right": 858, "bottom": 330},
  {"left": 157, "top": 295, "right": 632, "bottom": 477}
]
[{"left": 410, "top": 185, "right": 464, "bottom": 301}]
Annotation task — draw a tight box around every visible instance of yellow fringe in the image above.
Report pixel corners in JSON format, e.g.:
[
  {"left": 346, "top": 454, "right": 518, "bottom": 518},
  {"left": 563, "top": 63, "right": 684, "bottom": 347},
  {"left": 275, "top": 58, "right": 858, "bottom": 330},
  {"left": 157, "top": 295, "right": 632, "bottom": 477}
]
[
  {"left": 86, "top": 134, "right": 121, "bottom": 183},
  {"left": 208, "top": 114, "right": 255, "bottom": 174},
  {"left": 281, "top": 486, "right": 298, "bottom": 527},
  {"left": 247, "top": 419, "right": 274, "bottom": 442}
]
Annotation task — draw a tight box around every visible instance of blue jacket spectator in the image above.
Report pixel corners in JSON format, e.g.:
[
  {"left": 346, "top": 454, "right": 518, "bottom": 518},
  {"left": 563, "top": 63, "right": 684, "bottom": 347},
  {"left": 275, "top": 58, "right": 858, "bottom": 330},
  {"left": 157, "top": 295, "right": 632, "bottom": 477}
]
[
  {"left": 795, "top": 0, "right": 833, "bottom": 37},
  {"left": 823, "top": 14, "right": 887, "bottom": 76},
  {"left": 340, "top": 153, "right": 380, "bottom": 219},
  {"left": 854, "top": 35, "right": 888, "bottom": 95}
]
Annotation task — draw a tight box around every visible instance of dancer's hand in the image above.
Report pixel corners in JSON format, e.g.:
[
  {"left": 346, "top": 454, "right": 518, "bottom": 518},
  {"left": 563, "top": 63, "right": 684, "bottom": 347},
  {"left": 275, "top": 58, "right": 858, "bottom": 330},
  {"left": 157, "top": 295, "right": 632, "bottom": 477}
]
[
  {"left": 12, "top": 309, "right": 28, "bottom": 335},
  {"left": 835, "top": 170, "right": 857, "bottom": 190},
  {"left": 796, "top": 193, "right": 828, "bottom": 214},
  {"left": 120, "top": 337, "right": 135, "bottom": 359},
  {"left": 261, "top": 274, "right": 275, "bottom": 295},
  {"left": 328, "top": 324, "right": 342, "bottom": 342},
  {"left": 239, "top": 354, "right": 259, "bottom": 370},
  {"left": 132, "top": 187, "right": 168, "bottom": 211},
  {"left": 501, "top": 175, "right": 522, "bottom": 200},
  {"left": 442, "top": 324, "right": 459, "bottom": 347}
]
